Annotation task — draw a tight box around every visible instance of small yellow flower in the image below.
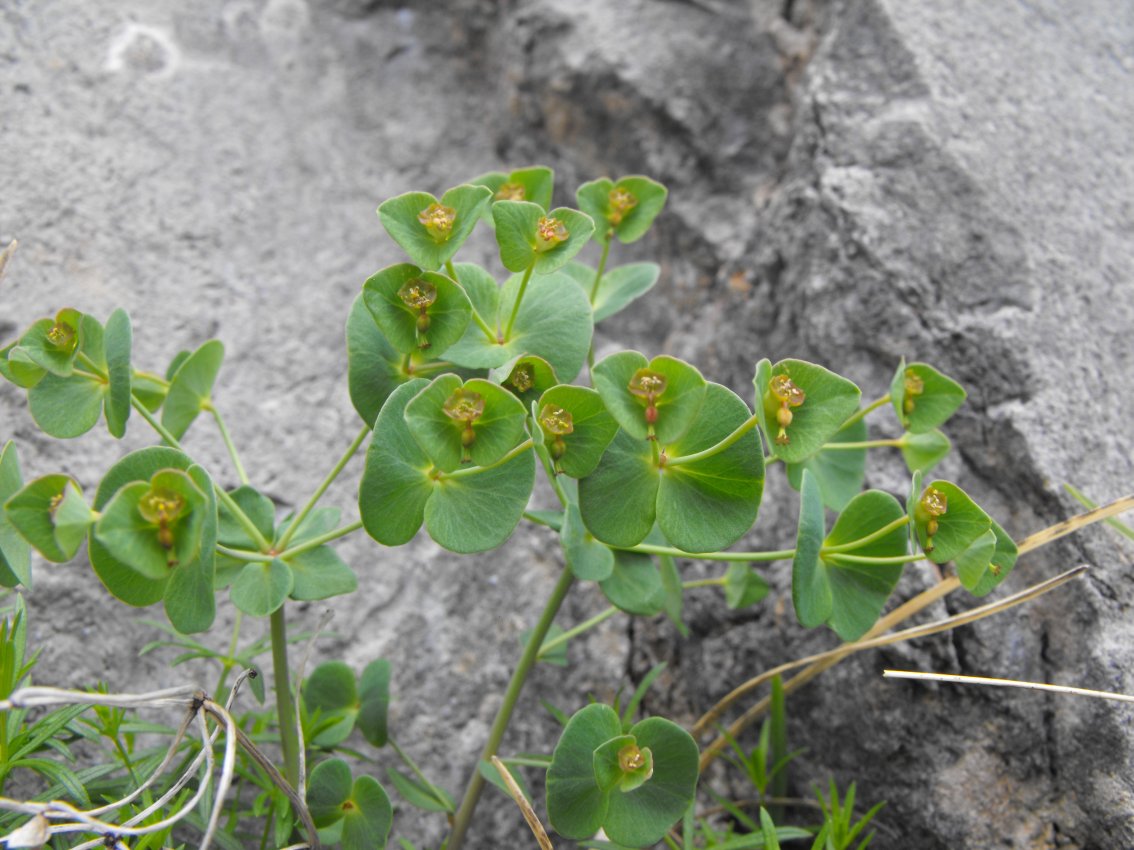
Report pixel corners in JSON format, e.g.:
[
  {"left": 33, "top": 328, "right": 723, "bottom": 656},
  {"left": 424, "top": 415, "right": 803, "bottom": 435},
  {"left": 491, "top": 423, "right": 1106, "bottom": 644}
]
[{"left": 418, "top": 202, "right": 457, "bottom": 242}]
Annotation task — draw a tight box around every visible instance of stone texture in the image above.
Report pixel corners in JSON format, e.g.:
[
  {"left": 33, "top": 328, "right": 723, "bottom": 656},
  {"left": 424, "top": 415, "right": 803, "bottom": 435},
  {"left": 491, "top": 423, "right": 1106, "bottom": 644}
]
[{"left": 1, "top": 1, "right": 1132, "bottom": 848}]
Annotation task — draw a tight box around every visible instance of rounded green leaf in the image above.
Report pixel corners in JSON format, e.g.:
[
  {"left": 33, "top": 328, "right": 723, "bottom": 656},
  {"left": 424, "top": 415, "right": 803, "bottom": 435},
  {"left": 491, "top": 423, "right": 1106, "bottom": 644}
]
[
  {"left": 305, "top": 661, "right": 359, "bottom": 747},
  {"left": 363, "top": 264, "right": 472, "bottom": 357},
  {"left": 230, "top": 558, "right": 294, "bottom": 617},
  {"left": 0, "top": 442, "right": 32, "bottom": 588},
  {"left": 28, "top": 372, "right": 106, "bottom": 439},
  {"left": 493, "top": 201, "right": 595, "bottom": 274},
  {"left": 378, "top": 185, "right": 492, "bottom": 270},
  {"left": 785, "top": 418, "right": 868, "bottom": 512},
  {"left": 471, "top": 166, "right": 554, "bottom": 221},
  {"left": 218, "top": 485, "right": 276, "bottom": 548},
  {"left": 562, "top": 502, "right": 615, "bottom": 582},
  {"left": 163, "top": 464, "right": 217, "bottom": 634},
  {"left": 579, "top": 429, "right": 658, "bottom": 548},
  {"left": 357, "top": 659, "right": 391, "bottom": 748},
  {"left": 593, "top": 351, "right": 707, "bottom": 445},
  {"left": 890, "top": 360, "right": 966, "bottom": 434},
  {"left": 162, "top": 340, "right": 224, "bottom": 440},
  {"left": 286, "top": 545, "right": 357, "bottom": 601},
  {"left": 495, "top": 270, "right": 593, "bottom": 382},
  {"left": 5, "top": 475, "right": 92, "bottom": 563},
  {"left": 423, "top": 446, "right": 535, "bottom": 553},
  {"left": 103, "top": 308, "right": 132, "bottom": 438},
  {"left": 915, "top": 480, "right": 992, "bottom": 564},
  {"left": 89, "top": 448, "right": 192, "bottom": 606},
  {"left": 307, "top": 758, "right": 354, "bottom": 827},
  {"left": 358, "top": 379, "right": 433, "bottom": 547},
  {"left": 404, "top": 375, "right": 528, "bottom": 473},
  {"left": 536, "top": 385, "right": 619, "bottom": 479},
  {"left": 443, "top": 263, "right": 510, "bottom": 369},
  {"left": 17, "top": 312, "right": 82, "bottom": 377},
  {"left": 900, "top": 428, "right": 952, "bottom": 475},
  {"left": 758, "top": 359, "right": 862, "bottom": 464},
  {"left": 576, "top": 176, "right": 668, "bottom": 244},
  {"left": 821, "top": 490, "right": 909, "bottom": 641},
  {"left": 791, "top": 470, "right": 830, "bottom": 629},
  {"left": 658, "top": 383, "right": 764, "bottom": 552},
  {"left": 600, "top": 551, "right": 665, "bottom": 616},
  {"left": 346, "top": 293, "right": 424, "bottom": 427},
  {"left": 603, "top": 716, "right": 699, "bottom": 848},
  {"left": 724, "top": 563, "right": 770, "bottom": 610},
  {"left": 547, "top": 703, "right": 622, "bottom": 840},
  {"left": 95, "top": 469, "right": 208, "bottom": 581},
  {"left": 341, "top": 775, "right": 393, "bottom": 850},
  {"left": 592, "top": 263, "right": 661, "bottom": 322},
  {"left": 0, "top": 341, "right": 46, "bottom": 388}
]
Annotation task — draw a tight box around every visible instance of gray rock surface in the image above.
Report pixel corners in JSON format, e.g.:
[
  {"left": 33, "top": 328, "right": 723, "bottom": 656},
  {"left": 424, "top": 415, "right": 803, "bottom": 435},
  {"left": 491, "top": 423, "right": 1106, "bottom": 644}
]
[{"left": 1, "top": 1, "right": 1132, "bottom": 848}]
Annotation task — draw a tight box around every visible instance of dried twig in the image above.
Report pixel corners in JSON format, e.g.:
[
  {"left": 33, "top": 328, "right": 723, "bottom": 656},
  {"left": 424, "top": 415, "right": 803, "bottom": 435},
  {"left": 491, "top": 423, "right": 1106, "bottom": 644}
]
[{"left": 490, "top": 756, "right": 553, "bottom": 850}]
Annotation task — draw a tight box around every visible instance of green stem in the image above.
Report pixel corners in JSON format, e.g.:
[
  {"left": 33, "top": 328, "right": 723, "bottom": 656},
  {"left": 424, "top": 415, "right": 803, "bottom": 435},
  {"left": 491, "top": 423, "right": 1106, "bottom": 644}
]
[
  {"left": 208, "top": 405, "right": 250, "bottom": 486},
  {"left": 270, "top": 607, "right": 301, "bottom": 789},
  {"left": 131, "top": 398, "right": 273, "bottom": 552},
  {"left": 440, "top": 439, "right": 534, "bottom": 480},
  {"left": 445, "top": 260, "right": 459, "bottom": 280},
  {"left": 821, "top": 515, "right": 910, "bottom": 554},
  {"left": 445, "top": 260, "right": 498, "bottom": 344},
  {"left": 276, "top": 426, "right": 370, "bottom": 550},
  {"left": 447, "top": 566, "right": 576, "bottom": 850},
  {"left": 216, "top": 544, "right": 274, "bottom": 563},
  {"left": 822, "top": 438, "right": 903, "bottom": 451},
  {"left": 132, "top": 368, "right": 169, "bottom": 388},
  {"left": 276, "top": 519, "right": 364, "bottom": 560},
  {"left": 502, "top": 262, "right": 535, "bottom": 341},
  {"left": 534, "top": 440, "right": 570, "bottom": 508},
  {"left": 664, "top": 413, "right": 760, "bottom": 468},
  {"left": 538, "top": 606, "right": 619, "bottom": 659},
  {"left": 620, "top": 542, "right": 795, "bottom": 563},
  {"left": 389, "top": 737, "right": 454, "bottom": 813},
  {"left": 840, "top": 394, "right": 891, "bottom": 430},
  {"left": 824, "top": 552, "right": 923, "bottom": 567},
  {"left": 589, "top": 232, "right": 613, "bottom": 304}
]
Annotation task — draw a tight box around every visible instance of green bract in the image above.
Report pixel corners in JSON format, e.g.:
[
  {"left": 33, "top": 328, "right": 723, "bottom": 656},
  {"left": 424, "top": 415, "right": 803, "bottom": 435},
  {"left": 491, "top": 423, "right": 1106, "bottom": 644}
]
[
  {"left": 363, "top": 264, "right": 471, "bottom": 357},
  {"left": 26, "top": 314, "right": 112, "bottom": 439},
  {"left": 5, "top": 475, "right": 93, "bottom": 564},
  {"left": 533, "top": 385, "right": 619, "bottom": 478},
  {"left": 492, "top": 201, "right": 595, "bottom": 274},
  {"left": 890, "top": 359, "right": 967, "bottom": 434},
  {"left": 377, "top": 184, "right": 492, "bottom": 270},
  {"left": 404, "top": 375, "right": 527, "bottom": 473},
  {"left": 546, "top": 703, "right": 698, "bottom": 847},
  {"left": 914, "top": 480, "right": 991, "bottom": 564},
  {"left": 592, "top": 351, "right": 707, "bottom": 445},
  {"left": 359, "top": 380, "right": 534, "bottom": 553},
  {"left": 470, "top": 165, "right": 554, "bottom": 220},
  {"left": 492, "top": 355, "right": 559, "bottom": 409},
  {"left": 580, "top": 382, "right": 763, "bottom": 552},
  {"left": 755, "top": 358, "right": 862, "bottom": 465},
  {"left": 575, "top": 176, "right": 668, "bottom": 244}
]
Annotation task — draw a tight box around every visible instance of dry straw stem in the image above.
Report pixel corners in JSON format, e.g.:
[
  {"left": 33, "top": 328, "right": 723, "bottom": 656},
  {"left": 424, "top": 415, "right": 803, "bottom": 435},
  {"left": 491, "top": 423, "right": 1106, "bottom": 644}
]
[
  {"left": 0, "top": 676, "right": 319, "bottom": 850},
  {"left": 0, "top": 239, "right": 15, "bottom": 283},
  {"left": 490, "top": 756, "right": 554, "bottom": 850},
  {"left": 882, "top": 670, "right": 1134, "bottom": 704},
  {"left": 695, "top": 492, "right": 1133, "bottom": 770}
]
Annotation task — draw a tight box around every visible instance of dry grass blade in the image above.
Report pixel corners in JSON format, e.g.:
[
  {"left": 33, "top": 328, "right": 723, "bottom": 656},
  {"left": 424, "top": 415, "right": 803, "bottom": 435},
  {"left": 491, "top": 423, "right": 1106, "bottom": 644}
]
[
  {"left": 696, "top": 566, "right": 1087, "bottom": 769},
  {"left": 490, "top": 756, "right": 553, "bottom": 850},
  {"left": 883, "top": 670, "right": 1134, "bottom": 704},
  {"left": 1015, "top": 493, "right": 1134, "bottom": 554}
]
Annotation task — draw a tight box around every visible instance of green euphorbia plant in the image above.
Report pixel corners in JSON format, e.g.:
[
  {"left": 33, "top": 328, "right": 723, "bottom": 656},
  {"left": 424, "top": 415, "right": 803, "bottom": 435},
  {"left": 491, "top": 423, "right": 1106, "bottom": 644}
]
[{"left": 0, "top": 167, "right": 1119, "bottom": 850}]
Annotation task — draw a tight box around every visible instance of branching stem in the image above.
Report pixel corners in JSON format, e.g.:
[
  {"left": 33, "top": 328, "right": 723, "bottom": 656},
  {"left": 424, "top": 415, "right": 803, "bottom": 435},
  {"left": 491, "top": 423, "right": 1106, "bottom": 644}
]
[{"left": 276, "top": 425, "right": 370, "bottom": 550}]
